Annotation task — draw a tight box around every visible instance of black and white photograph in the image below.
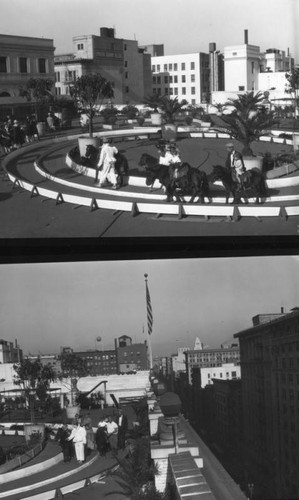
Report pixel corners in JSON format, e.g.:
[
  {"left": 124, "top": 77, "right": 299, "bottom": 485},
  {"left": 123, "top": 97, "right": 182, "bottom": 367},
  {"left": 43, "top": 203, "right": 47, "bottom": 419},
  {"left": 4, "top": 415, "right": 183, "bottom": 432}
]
[
  {"left": 0, "top": 256, "right": 299, "bottom": 499},
  {"left": 0, "top": 0, "right": 298, "bottom": 245}
]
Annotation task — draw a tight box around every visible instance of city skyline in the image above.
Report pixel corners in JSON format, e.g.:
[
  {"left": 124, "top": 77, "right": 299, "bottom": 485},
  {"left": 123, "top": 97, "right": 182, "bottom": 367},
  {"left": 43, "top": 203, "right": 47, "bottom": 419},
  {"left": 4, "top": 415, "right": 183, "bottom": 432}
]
[
  {"left": 0, "top": 0, "right": 298, "bottom": 61},
  {"left": 1, "top": 255, "right": 299, "bottom": 358}
]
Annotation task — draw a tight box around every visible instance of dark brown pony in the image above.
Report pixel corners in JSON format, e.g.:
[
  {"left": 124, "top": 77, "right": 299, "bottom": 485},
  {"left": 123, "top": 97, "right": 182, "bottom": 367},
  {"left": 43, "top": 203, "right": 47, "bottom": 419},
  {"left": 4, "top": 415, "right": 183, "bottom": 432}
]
[
  {"left": 139, "top": 153, "right": 211, "bottom": 203},
  {"left": 208, "top": 165, "right": 243, "bottom": 204}
]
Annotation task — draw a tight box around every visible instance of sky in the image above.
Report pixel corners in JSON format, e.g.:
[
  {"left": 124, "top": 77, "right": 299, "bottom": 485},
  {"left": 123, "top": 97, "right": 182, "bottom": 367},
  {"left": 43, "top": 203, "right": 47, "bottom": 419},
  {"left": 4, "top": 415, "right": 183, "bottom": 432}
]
[
  {"left": 0, "top": 256, "right": 299, "bottom": 358},
  {"left": 0, "top": 0, "right": 298, "bottom": 61}
]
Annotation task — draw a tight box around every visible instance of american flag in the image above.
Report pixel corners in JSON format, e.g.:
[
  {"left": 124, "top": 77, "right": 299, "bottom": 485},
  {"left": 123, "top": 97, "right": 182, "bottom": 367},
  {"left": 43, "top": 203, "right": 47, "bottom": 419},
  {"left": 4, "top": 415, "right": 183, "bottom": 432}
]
[{"left": 145, "top": 275, "right": 153, "bottom": 335}]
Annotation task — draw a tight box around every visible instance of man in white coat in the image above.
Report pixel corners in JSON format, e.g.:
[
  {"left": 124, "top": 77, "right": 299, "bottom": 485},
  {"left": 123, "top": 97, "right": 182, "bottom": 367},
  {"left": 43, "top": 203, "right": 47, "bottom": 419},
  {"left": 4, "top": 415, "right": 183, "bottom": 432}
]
[
  {"left": 67, "top": 423, "right": 87, "bottom": 463},
  {"left": 97, "top": 137, "right": 118, "bottom": 188}
]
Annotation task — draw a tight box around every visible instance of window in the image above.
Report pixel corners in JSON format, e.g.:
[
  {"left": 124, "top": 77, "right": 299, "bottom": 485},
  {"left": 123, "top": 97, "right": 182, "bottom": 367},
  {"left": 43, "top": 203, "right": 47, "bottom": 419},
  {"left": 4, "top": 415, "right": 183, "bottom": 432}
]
[
  {"left": 191, "top": 87, "right": 196, "bottom": 94},
  {"left": 182, "top": 87, "right": 186, "bottom": 95},
  {"left": 38, "top": 58, "right": 46, "bottom": 73},
  {"left": 181, "top": 63, "right": 185, "bottom": 70},
  {"left": 0, "top": 57, "right": 7, "bottom": 73},
  {"left": 164, "top": 76, "right": 168, "bottom": 84},
  {"left": 251, "top": 61, "right": 255, "bottom": 73},
  {"left": 164, "top": 88, "right": 169, "bottom": 94},
  {"left": 19, "top": 57, "right": 28, "bottom": 73},
  {"left": 233, "top": 52, "right": 237, "bottom": 56},
  {"left": 77, "top": 43, "right": 84, "bottom": 50},
  {"left": 191, "top": 62, "right": 195, "bottom": 70},
  {"left": 125, "top": 72, "right": 128, "bottom": 79},
  {"left": 174, "top": 63, "right": 177, "bottom": 71},
  {"left": 55, "top": 72, "right": 60, "bottom": 82},
  {"left": 181, "top": 75, "right": 186, "bottom": 83},
  {"left": 125, "top": 86, "right": 129, "bottom": 93},
  {"left": 170, "top": 88, "right": 174, "bottom": 95},
  {"left": 174, "top": 75, "right": 178, "bottom": 83},
  {"left": 124, "top": 61, "right": 128, "bottom": 67},
  {"left": 152, "top": 65, "right": 156, "bottom": 72},
  {"left": 157, "top": 76, "right": 161, "bottom": 84},
  {"left": 157, "top": 64, "right": 160, "bottom": 72},
  {"left": 164, "top": 64, "right": 167, "bottom": 71},
  {"left": 191, "top": 74, "right": 195, "bottom": 82},
  {"left": 153, "top": 76, "right": 156, "bottom": 84},
  {"left": 169, "top": 76, "right": 173, "bottom": 83},
  {"left": 238, "top": 86, "right": 245, "bottom": 91},
  {"left": 124, "top": 44, "right": 127, "bottom": 50},
  {"left": 174, "top": 88, "right": 178, "bottom": 95},
  {"left": 169, "top": 63, "right": 173, "bottom": 71},
  {"left": 191, "top": 99, "right": 196, "bottom": 105}
]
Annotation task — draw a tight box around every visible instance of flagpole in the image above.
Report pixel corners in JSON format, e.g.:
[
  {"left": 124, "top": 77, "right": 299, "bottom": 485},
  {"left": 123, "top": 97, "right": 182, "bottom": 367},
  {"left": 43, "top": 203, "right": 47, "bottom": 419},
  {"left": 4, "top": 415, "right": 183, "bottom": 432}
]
[{"left": 144, "top": 273, "right": 153, "bottom": 370}]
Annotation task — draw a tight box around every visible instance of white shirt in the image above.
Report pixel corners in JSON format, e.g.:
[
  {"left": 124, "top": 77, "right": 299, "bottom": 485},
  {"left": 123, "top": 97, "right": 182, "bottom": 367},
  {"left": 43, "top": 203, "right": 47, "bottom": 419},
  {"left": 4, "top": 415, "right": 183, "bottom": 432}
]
[{"left": 106, "top": 420, "right": 118, "bottom": 435}]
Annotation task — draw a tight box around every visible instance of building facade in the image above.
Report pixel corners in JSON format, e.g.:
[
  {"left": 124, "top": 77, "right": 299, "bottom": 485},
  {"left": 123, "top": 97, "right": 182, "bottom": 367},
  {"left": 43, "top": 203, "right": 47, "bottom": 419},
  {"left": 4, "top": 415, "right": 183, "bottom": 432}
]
[
  {"left": 73, "top": 349, "right": 117, "bottom": 376},
  {"left": 234, "top": 308, "right": 299, "bottom": 499},
  {"left": 0, "top": 339, "right": 22, "bottom": 364},
  {"left": 115, "top": 335, "right": 148, "bottom": 373},
  {"left": 185, "top": 345, "right": 240, "bottom": 384},
  {"left": 151, "top": 52, "right": 210, "bottom": 105},
  {"left": 54, "top": 27, "right": 152, "bottom": 104},
  {"left": 0, "top": 34, "right": 55, "bottom": 104}
]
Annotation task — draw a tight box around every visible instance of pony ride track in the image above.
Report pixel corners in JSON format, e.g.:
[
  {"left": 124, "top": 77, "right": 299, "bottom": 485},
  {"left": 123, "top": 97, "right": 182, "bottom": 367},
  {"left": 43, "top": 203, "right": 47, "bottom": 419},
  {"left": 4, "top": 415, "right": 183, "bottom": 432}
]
[{"left": 2, "top": 131, "right": 299, "bottom": 239}]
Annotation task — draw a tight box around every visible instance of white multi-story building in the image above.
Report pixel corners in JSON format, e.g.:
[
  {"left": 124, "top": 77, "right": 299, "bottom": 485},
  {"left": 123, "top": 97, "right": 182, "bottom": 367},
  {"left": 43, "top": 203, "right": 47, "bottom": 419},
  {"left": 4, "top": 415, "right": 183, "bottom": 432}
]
[
  {"left": 200, "top": 363, "right": 241, "bottom": 388},
  {"left": 171, "top": 346, "right": 190, "bottom": 376},
  {"left": 151, "top": 52, "right": 210, "bottom": 105},
  {"left": 224, "top": 37, "right": 260, "bottom": 92}
]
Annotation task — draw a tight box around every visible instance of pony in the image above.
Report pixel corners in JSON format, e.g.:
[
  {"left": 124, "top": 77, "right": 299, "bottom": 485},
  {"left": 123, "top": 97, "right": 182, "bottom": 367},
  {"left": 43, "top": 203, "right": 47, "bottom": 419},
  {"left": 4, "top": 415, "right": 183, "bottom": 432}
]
[
  {"left": 239, "top": 169, "right": 266, "bottom": 204},
  {"left": 83, "top": 144, "right": 129, "bottom": 188},
  {"left": 208, "top": 165, "right": 243, "bottom": 204},
  {"left": 138, "top": 153, "right": 211, "bottom": 203}
]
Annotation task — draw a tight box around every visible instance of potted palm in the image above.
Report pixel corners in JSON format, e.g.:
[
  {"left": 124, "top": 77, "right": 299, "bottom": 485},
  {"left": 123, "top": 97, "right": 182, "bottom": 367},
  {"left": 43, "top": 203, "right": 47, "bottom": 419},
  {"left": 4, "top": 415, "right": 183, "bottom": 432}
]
[
  {"left": 70, "top": 73, "right": 114, "bottom": 158},
  {"left": 143, "top": 94, "right": 163, "bottom": 126},
  {"left": 59, "top": 351, "right": 88, "bottom": 420},
  {"left": 159, "top": 96, "right": 188, "bottom": 141},
  {"left": 211, "top": 91, "right": 279, "bottom": 170}
]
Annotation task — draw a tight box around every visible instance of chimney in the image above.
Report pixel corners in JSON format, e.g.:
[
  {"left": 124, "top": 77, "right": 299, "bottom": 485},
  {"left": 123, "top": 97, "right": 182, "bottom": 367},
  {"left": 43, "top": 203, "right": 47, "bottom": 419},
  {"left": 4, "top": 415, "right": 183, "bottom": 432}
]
[{"left": 244, "top": 29, "right": 248, "bottom": 44}]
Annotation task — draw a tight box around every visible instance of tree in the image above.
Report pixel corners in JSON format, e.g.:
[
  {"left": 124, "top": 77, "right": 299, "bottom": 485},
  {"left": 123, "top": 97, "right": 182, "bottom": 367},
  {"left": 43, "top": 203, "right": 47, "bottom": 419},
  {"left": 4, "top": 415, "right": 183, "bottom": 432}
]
[
  {"left": 13, "top": 358, "right": 56, "bottom": 423},
  {"left": 159, "top": 96, "right": 188, "bottom": 124},
  {"left": 211, "top": 91, "right": 279, "bottom": 156},
  {"left": 285, "top": 67, "right": 299, "bottom": 120},
  {"left": 60, "top": 352, "right": 88, "bottom": 406},
  {"left": 21, "top": 78, "right": 54, "bottom": 121},
  {"left": 70, "top": 73, "right": 114, "bottom": 137},
  {"left": 143, "top": 94, "right": 163, "bottom": 113}
]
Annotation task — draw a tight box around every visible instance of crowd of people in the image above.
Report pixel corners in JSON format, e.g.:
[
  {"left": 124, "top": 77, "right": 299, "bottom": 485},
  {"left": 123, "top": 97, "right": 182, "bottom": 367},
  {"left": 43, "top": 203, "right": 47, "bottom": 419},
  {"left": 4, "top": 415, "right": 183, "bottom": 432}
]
[
  {"left": 0, "top": 115, "right": 39, "bottom": 154},
  {"left": 56, "top": 408, "right": 128, "bottom": 464}
]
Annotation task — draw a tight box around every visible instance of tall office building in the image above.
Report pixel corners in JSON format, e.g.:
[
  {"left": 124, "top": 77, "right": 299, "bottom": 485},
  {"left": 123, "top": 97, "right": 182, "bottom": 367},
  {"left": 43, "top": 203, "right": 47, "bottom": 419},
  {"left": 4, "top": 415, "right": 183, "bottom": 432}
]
[{"left": 234, "top": 307, "right": 299, "bottom": 499}]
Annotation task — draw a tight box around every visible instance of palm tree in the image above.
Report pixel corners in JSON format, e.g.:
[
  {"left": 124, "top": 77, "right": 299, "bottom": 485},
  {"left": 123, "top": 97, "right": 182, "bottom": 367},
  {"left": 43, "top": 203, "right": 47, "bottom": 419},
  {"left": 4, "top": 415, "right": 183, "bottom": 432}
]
[
  {"left": 143, "top": 94, "right": 163, "bottom": 113},
  {"left": 70, "top": 73, "right": 114, "bottom": 137},
  {"left": 159, "top": 96, "right": 188, "bottom": 124},
  {"left": 211, "top": 91, "right": 279, "bottom": 156}
]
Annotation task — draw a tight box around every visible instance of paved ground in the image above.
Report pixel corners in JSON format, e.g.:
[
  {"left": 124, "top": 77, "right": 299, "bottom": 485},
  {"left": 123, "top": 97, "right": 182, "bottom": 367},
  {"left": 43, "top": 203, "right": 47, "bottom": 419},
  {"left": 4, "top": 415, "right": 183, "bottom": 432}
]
[{"left": 0, "top": 125, "right": 299, "bottom": 261}]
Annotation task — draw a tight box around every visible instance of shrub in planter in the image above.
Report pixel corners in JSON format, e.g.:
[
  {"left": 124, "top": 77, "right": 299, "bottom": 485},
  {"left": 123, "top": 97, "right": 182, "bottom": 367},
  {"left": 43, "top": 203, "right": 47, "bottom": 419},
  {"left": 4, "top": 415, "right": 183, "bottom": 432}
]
[
  {"left": 137, "top": 115, "right": 145, "bottom": 126},
  {"left": 185, "top": 115, "right": 193, "bottom": 125},
  {"left": 122, "top": 105, "right": 139, "bottom": 120},
  {"left": 100, "top": 106, "right": 118, "bottom": 124}
]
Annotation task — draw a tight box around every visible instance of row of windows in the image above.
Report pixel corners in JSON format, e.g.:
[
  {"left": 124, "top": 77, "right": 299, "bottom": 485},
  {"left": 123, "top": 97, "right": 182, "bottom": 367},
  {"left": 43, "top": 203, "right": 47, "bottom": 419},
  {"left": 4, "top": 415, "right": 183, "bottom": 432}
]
[
  {"left": 0, "top": 56, "right": 48, "bottom": 74},
  {"left": 152, "top": 62, "right": 196, "bottom": 72},
  {"left": 153, "top": 74, "right": 196, "bottom": 85},
  {"left": 153, "top": 87, "right": 196, "bottom": 96}
]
